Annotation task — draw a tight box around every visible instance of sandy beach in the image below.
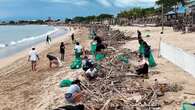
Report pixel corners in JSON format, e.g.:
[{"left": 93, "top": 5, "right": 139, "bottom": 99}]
[
  {"left": 0, "top": 25, "right": 195, "bottom": 110},
  {"left": 0, "top": 27, "right": 91, "bottom": 110}
]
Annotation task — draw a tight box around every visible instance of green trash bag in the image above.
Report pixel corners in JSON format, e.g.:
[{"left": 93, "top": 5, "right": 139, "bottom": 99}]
[
  {"left": 90, "top": 43, "right": 97, "bottom": 56},
  {"left": 96, "top": 53, "right": 106, "bottom": 61},
  {"left": 75, "top": 52, "right": 82, "bottom": 59},
  {"left": 181, "top": 103, "right": 195, "bottom": 110},
  {"left": 70, "top": 58, "right": 82, "bottom": 69},
  {"left": 139, "top": 42, "right": 145, "bottom": 55},
  {"left": 117, "top": 55, "right": 128, "bottom": 64},
  {"left": 148, "top": 52, "right": 156, "bottom": 67},
  {"left": 60, "top": 79, "right": 73, "bottom": 88}
]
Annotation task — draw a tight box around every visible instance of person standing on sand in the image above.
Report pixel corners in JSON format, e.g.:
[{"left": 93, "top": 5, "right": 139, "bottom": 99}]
[
  {"left": 28, "top": 48, "right": 39, "bottom": 71},
  {"left": 46, "top": 35, "right": 51, "bottom": 45},
  {"left": 71, "top": 33, "right": 75, "bottom": 43},
  {"left": 137, "top": 30, "right": 142, "bottom": 40},
  {"left": 74, "top": 42, "right": 83, "bottom": 58},
  {"left": 60, "top": 42, "right": 65, "bottom": 61}
]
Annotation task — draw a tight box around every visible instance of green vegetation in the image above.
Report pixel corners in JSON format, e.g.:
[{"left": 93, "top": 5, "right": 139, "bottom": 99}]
[
  {"left": 117, "top": 7, "right": 157, "bottom": 18},
  {"left": 71, "top": 13, "right": 114, "bottom": 23},
  {"left": 116, "top": 0, "right": 186, "bottom": 19},
  {"left": 156, "top": 0, "right": 181, "bottom": 12}
]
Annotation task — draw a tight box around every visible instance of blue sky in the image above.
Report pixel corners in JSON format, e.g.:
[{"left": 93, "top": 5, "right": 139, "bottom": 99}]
[{"left": 0, "top": 0, "right": 156, "bottom": 20}]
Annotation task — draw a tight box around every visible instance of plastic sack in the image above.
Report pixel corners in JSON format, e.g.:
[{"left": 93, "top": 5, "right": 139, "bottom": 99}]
[
  {"left": 117, "top": 55, "right": 128, "bottom": 64},
  {"left": 148, "top": 52, "right": 156, "bottom": 67},
  {"left": 60, "top": 79, "right": 73, "bottom": 88},
  {"left": 181, "top": 103, "right": 195, "bottom": 110},
  {"left": 75, "top": 52, "right": 82, "bottom": 59},
  {"left": 90, "top": 43, "right": 97, "bottom": 56},
  {"left": 139, "top": 42, "right": 145, "bottom": 55},
  {"left": 95, "top": 53, "right": 105, "bottom": 61},
  {"left": 70, "top": 58, "right": 82, "bottom": 69}
]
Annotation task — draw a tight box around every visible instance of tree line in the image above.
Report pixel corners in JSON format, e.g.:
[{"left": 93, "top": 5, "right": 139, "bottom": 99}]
[
  {"left": 65, "top": 14, "right": 114, "bottom": 24},
  {"left": 66, "top": 0, "right": 186, "bottom": 23}
]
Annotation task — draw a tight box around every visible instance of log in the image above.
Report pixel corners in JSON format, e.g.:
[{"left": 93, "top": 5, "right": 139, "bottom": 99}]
[{"left": 100, "top": 99, "right": 112, "bottom": 110}]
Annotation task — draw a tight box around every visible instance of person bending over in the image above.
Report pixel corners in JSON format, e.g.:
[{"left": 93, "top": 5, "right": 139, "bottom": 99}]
[
  {"left": 65, "top": 80, "right": 82, "bottom": 104},
  {"left": 46, "top": 54, "right": 62, "bottom": 68}
]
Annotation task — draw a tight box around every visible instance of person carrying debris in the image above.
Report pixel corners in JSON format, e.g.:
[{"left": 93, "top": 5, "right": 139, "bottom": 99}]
[
  {"left": 82, "top": 56, "right": 93, "bottom": 72},
  {"left": 65, "top": 79, "right": 83, "bottom": 104},
  {"left": 136, "top": 55, "right": 149, "bottom": 76},
  {"left": 46, "top": 53, "right": 62, "bottom": 68}
]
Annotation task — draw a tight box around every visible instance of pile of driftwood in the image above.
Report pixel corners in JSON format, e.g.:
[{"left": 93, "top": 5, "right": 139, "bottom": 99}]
[
  {"left": 82, "top": 49, "right": 160, "bottom": 110},
  {"left": 91, "top": 25, "right": 134, "bottom": 48},
  {"left": 82, "top": 48, "right": 182, "bottom": 110},
  {"left": 80, "top": 25, "right": 182, "bottom": 110}
]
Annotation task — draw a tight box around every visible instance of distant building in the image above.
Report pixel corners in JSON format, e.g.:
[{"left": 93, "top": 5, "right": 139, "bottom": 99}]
[{"left": 48, "top": 17, "right": 52, "bottom": 21}]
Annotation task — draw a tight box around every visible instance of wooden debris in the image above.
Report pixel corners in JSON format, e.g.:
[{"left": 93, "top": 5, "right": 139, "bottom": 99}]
[{"left": 81, "top": 25, "right": 182, "bottom": 110}]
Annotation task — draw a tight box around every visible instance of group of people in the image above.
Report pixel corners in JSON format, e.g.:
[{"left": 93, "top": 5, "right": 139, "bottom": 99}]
[
  {"left": 63, "top": 31, "right": 108, "bottom": 105},
  {"left": 28, "top": 28, "right": 156, "bottom": 109},
  {"left": 28, "top": 34, "right": 67, "bottom": 71}
]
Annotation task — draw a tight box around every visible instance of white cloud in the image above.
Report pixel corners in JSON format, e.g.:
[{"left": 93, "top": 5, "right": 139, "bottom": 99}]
[
  {"left": 96, "top": 0, "right": 112, "bottom": 7},
  {"left": 96, "top": 0, "right": 157, "bottom": 8},
  {"left": 45, "top": 0, "right": 89, "bottom": 6},
  {"left": 45, "top": 0, "right": 156, "bottom": 7},
  {"left": 113, "top": 0, "right": 157, "bottom": 7}
]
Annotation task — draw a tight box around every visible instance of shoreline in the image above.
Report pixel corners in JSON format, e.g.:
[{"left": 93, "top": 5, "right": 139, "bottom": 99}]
[
  {"left": 0, "top": 25, "right": 58, "bottom": 53},
  {"left": 0, "top": 27, "right": 74, "bottom": 70},
  {"left": 0, "top": 27, "right": 88, "bottom": 110}
]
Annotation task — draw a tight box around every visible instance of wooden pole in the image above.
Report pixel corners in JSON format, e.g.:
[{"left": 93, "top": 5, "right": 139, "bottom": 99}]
[{"left": 161, "top": 1, "right": 164, "bottom": 34}]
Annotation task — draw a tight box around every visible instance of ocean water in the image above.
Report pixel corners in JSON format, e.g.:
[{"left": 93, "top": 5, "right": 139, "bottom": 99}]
[{"left": 0, "top": 25, "right": 67, "bottom": 59}]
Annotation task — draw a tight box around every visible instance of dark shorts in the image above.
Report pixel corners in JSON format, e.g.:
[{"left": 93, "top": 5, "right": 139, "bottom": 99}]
[
  {"left": 65, "top": 93, "right": 74, "bottom": 103},
  {"left": 31, "top": 61, "right": 37, "bottom": 64}
]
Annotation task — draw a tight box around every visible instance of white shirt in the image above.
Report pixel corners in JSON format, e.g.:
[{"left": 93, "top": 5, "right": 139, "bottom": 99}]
[
  {"left": 67, "top": 84, "right": 81, "bottom": 94},
  {"left": 139, "top": 59, "right": 148, "bottom": 66},
  {"left": 29, "top": 50, "right": 38, "bottom": 61},
  {"left": 74, "top": 45, "right": 82, "bottom": 53},
  {"left": 86, "top": 68, "right": 97, "bottom": 77}
]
